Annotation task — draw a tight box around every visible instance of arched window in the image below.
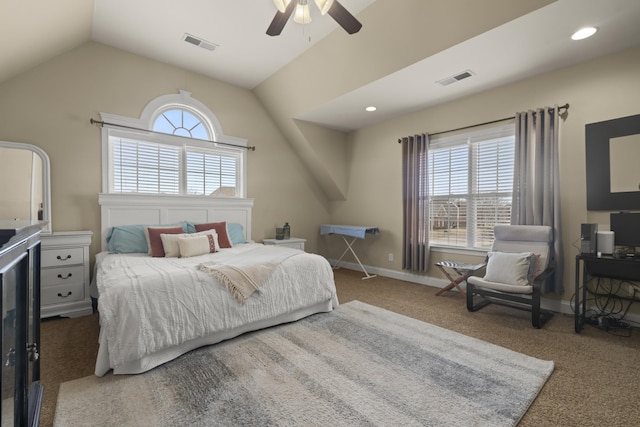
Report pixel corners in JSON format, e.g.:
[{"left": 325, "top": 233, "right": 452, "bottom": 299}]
[
  {"left": 152, "top": 108, "right": 210, "bottom": 140},
  {"left": 100, "top": 91, "right": 247, "bottom": 198}
]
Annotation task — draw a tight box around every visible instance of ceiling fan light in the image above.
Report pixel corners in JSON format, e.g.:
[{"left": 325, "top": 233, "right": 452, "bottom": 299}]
[
  {"left": 294, "top": 3, "right": 312, "bottom": 24},
  {"left": 314, "top": 0, "right": 334, "bottom": 15},
  {"left": 273, "top": 0, "right": 292, "bottom": 13}
]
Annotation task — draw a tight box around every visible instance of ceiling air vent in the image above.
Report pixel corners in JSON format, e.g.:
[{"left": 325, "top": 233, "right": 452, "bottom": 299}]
[
  {"left": 437, "top": 70, "right": 475, "bottom": 86},
  {"left": 183, "top": 33, "right": 218, "bottom": 51}
]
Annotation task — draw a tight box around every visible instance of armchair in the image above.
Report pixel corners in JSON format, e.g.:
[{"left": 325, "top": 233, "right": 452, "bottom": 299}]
[{"left": 466, "top": 225, "right": 555, "bottom": 328}]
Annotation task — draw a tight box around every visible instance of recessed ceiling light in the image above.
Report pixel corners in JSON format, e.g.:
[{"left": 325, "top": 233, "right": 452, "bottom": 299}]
[
  {"left": 571, "top": 27, "right": 597, "bottom": 41},
  {"left": 365, "top": 106, "right": 377, "bottom": 112}
]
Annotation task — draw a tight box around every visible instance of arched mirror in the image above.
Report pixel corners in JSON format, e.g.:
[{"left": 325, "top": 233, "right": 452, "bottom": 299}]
[{"left": 0, "top": 141, "right": 52, "bottom": 233}]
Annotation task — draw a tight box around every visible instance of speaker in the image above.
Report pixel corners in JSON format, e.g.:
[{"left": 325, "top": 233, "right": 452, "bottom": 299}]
[
  {"left": 597, "top": 231, "right": 615, "bottom": 255},
  {"left": 581, "top": 223, "right": 598, "bottom": 254}
]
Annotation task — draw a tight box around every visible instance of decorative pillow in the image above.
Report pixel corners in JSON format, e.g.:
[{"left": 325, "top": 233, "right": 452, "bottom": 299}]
[
  {"left": 194, "top": 221, "right": 233, "bottom": 248},
  {"left": 107, "top": 225, "right": 150, "bottom": 254},
  {"left": 161, "top": 229, "right": 220, "bottom": 257},
  {"left": 528, "top": 253, "right": 543, "bottom": 282},
  {"left": 483, "top": 251, "right": 534, "bottom": 287},
  {"left": 227, "top": 223, "right": 246, "bottom": 245},
  {"left": 178, "top": 234, "right": 218, "bottom": 258},
  {"left": 160, "top": 232, "right": 191, "bottom": 258},
  {"left": 106, "top": 223, "right": 182, "bottom": 253},
  {"left": 146, "top": 227, "right": 184, "bottom": 257},
  {"left": 143, "top": 225, "right": 183, "bottom": 255}
]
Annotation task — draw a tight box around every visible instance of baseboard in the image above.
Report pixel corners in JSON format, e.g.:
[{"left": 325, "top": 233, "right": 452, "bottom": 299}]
[{"left": 327, "top": 258, "right": 640, "bottom": 326}]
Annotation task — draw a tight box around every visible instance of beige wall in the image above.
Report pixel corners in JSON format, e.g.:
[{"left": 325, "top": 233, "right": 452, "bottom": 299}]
[
  {"left": 1, "top": 38, "right": 639, "bottom": 312},
  {"left": 0, "top": 41, "right": 332, "bottom": 259},
  {"left": 331, "top": 45, "right": 640, "bottom": 307}
]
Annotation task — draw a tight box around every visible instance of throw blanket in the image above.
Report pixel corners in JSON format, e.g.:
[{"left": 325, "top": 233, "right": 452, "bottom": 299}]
[{"left": 199, "top": 246, "right": 301, "bottom": 302}]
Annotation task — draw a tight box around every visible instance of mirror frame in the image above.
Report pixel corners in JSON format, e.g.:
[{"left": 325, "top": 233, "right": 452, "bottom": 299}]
[
  {"left": 0, "top": 141, "right": 52, "bottom": 233},
  {"left": 585, "top": 114, "right": 640, "bottom": 211}
]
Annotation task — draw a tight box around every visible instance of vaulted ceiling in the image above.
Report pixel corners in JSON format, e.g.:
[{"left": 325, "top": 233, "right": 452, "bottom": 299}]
[
  {"left": 3, "top": 0, "right": 640, "bottom": 200},
  {"left": 3, "top": 0, "right": 640, "bottom": 132}
]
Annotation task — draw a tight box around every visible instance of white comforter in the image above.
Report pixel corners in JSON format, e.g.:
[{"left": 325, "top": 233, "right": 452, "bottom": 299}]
[{"left": 95, "top": 243, "right": 338, "bottom": 375}]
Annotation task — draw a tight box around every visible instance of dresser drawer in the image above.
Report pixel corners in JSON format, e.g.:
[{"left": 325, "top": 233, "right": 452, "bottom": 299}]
[
  {"left": 41, "top": 282, "right": 84, "bottom": 305},
  {"left": 41, "top": 266, "right": 85, "bottom": 287},
  {"left": 41, "top": 247, "right": 85, "bottom": 267}
]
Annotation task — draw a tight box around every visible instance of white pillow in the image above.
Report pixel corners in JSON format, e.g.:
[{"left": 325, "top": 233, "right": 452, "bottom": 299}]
[
  {"left": 160, "top": 232, "right": 190, "bottom": 258},
  {"left": 161, "top": 229, "right": 220, "bottom": 257},
  {"left": 178, "top": 233, "right": 219, "bottom": 258},
  {"left": 483, "top": 251, "right": 534, "bottom": 286}
]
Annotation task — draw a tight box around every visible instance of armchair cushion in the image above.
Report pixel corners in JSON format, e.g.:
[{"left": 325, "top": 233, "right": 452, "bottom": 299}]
[{"left": 483, "top": 251, "right": 534, "bottom": 287}]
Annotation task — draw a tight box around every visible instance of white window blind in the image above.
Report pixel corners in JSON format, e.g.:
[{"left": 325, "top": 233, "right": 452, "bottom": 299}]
[
  {"left": 186, "top": 149, "right": 238, "bottom": 196},
  {"left": 112, "top": 137, "right": 180, "bottom": 194},
  {"left": 428, "top": 124, "right": 515, "bottom": 249}
]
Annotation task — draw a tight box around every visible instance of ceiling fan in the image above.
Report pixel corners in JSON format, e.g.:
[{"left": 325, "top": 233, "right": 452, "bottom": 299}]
[{"left": 267, "top": 0, "right": 362, "bottom": 36}]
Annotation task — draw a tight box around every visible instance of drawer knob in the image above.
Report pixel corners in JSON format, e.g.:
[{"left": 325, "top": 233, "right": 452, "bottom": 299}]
[
  {"left": 57, "top": 291, "right": 73, "bottom": 298},
  {"left": 57, "top": 254, "right": 72, "bottom": 261},
  {"left": 57, "top": 273, "right": 73, "bottom": 280}
]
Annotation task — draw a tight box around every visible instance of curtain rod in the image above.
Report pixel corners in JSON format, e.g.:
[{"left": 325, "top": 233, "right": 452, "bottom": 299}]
[
  {"left": 398, "top": 103, "right": 569, "bottom": 141},
  {"left": 89, "top": 118, "right": 256, "bottom": 151}
]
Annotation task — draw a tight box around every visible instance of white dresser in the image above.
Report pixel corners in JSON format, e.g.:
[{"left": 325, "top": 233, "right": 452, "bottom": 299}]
[
  {"left": 40, "top": 231, "right": 93, "bottom": 318},
  {"left": 263, "top": 237, "right": 306, "bottom": 251}
]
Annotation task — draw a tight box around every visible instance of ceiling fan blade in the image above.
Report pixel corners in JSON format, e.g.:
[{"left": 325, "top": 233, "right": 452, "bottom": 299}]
[
  {"left": 327, "top": 0, "right": 362, "bottom": 34},
  {"left": 266, "top": 0, "right": 298, "bottom": 36}
]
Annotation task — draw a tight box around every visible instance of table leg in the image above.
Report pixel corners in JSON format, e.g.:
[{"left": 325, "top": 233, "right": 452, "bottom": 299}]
[
  {"left": 332, "top": 235, "right": 377, "bottom": 280},
  {"left": 435, "top": 265, "right": 467, "bottom": 297},
  {"left": 575, "top": 258, "right": 582, "bottom": 333}
]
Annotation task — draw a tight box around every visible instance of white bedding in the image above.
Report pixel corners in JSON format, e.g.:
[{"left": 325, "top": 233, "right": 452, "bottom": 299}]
[{"left": 95, "top": 243, "right": 338, "bottom": 376}]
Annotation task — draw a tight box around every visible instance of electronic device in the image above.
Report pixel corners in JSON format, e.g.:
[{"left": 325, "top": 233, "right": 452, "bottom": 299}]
[
  {"left": 580, "top": 223, "right": 598, "bottom": 254},
  {"left": 596, "top": 231, "right": 615, "bottom": 255},
  {"left": 610, "top": 212, "right": 640, "bottom": 249}
]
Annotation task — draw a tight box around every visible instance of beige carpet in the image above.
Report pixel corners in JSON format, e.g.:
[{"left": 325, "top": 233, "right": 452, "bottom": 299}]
[{"left": 40, "top": 268, "right": 640, "bottom": 427}]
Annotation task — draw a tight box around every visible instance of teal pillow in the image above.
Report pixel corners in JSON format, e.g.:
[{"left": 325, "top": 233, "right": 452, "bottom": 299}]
[
  {"left": 228, "top": 223, "right": 246, "bottom": 244},
  {"left": 185, "top": 221, "right": 197, "bottom": 234},
  {"left": 107, "top": 222, "right": 188, "bottom": 253}
]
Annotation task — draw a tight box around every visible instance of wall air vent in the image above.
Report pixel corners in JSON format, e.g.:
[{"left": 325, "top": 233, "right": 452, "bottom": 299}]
[
  {"left": 183, "top": 33, "right": 218, "bottom": 51},
  {"left": 436, "top": 70, "right": 475, "bottom": 86}
]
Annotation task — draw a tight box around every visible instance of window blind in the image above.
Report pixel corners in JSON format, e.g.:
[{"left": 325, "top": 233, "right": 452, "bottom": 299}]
[{"left": 428, "top": 124, "right": 515, "bottom": 249}]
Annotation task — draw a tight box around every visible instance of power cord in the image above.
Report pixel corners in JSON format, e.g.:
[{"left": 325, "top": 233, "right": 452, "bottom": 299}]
[{"left": 573, "top": 277, "right": 635, "bottom": 337}]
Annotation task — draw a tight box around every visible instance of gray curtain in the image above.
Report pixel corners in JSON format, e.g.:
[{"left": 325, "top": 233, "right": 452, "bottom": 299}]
[
  {"left": 400, "top": 133, "right": 429, "bottom": 272},
  {"left": 512, "top": 106, "right": 563, "bottom": 294}
]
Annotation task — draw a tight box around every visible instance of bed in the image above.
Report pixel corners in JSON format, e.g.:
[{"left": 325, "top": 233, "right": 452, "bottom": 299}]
[{"left": 94, "top": 193, "right": 338, "bottom": 376}]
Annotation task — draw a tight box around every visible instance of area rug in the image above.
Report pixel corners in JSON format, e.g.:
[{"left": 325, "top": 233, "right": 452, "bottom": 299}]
[{"left": 54, "top": 301, "right": 553, "bottom": 427}]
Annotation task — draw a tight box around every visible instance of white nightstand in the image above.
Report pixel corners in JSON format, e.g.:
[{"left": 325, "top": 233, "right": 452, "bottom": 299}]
[
  {"left": 40, "top": 231, "right": 93, "bottom": 318},
  {"left": 263, "top": 237, "right": 306, "bottom": 251}
]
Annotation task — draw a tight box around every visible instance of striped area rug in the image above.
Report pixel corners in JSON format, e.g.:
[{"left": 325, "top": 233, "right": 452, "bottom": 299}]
[{"left": 54, "top": 301, "right": 553, "bottom": 426}]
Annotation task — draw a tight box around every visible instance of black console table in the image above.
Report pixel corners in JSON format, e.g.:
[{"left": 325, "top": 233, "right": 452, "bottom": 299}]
[
  {"left": 574, "top": 254, "right": 640, "bottom": 333},
  {"left": 0, "top": 221, "right": 43, "bottom": 426}
]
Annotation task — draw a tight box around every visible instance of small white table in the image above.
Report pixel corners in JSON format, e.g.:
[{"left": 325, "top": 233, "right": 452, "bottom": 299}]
[{"left": 263, "top": 237, "right": 306, "bottom": 251}]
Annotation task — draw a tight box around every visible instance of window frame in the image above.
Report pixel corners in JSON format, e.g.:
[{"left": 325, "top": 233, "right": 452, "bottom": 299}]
[
  {"left": 99, "top": 91, "right": 248, "bottom": 198},
  {"left": 427, "top": 123, "right": 515, "bottom": 251}
]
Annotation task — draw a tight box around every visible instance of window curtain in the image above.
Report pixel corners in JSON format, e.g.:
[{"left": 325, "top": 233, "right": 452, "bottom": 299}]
[
  {"left": 400, "top": 133, "right": 429, "bottom": 272},
  {"left": 512, "top": 106, "right": 563, "bottom": 294}
]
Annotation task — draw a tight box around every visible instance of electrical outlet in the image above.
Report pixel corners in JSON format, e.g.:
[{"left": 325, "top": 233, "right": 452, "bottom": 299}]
[{"left": 388, "top": 253, "right": 393, "bottom": 262}]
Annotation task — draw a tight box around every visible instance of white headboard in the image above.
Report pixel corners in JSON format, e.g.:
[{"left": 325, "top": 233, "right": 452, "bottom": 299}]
[{"left": 98, "top": 193, "right": 253, "bottom": 251}]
